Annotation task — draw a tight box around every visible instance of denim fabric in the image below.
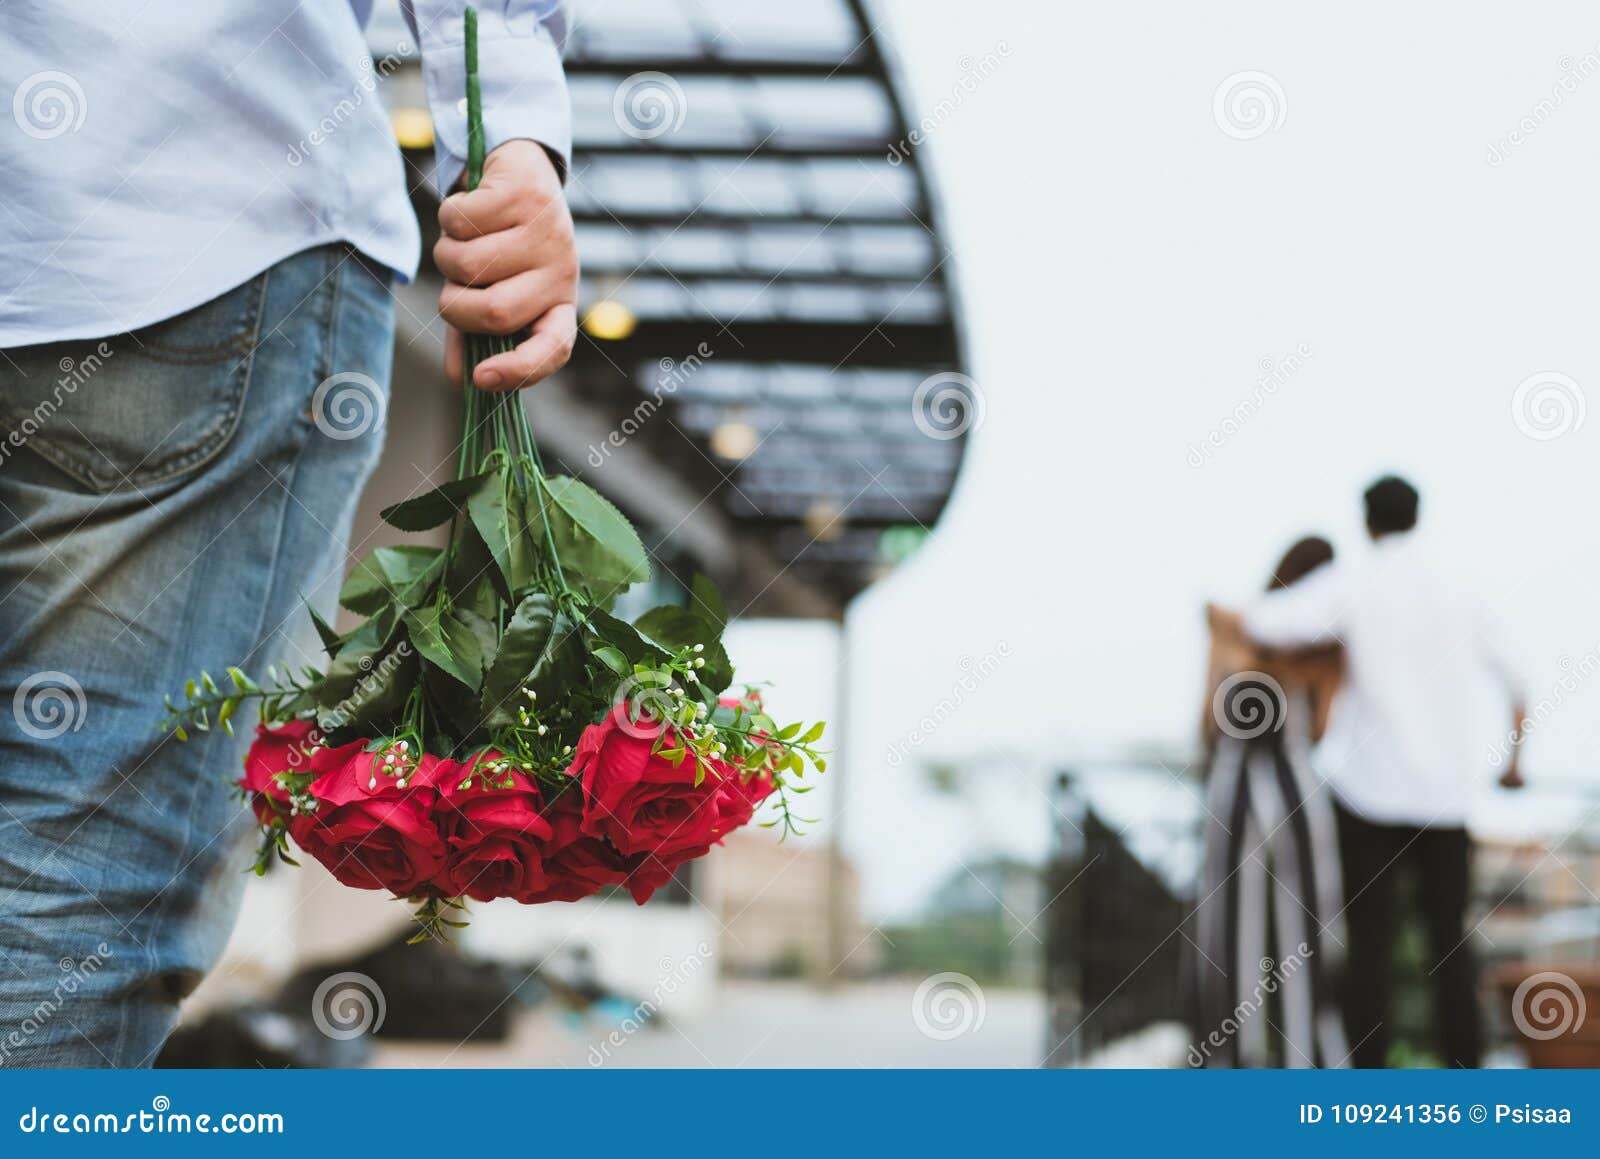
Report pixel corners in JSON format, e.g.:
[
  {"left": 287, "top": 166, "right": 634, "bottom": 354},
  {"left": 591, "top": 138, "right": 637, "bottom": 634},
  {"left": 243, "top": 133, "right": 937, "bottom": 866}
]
[{"left": 0, "top": 244, "right": 394, "bottom": 1066}]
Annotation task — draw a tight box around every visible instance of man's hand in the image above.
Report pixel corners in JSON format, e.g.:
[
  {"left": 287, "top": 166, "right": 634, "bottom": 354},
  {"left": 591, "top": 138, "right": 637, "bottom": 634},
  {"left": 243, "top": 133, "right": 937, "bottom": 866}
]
[
  {"left": 1500, "top": 700, "right": 1528, "bottom": 789},
  {"left": 435, "top": 139, "right": 578, "bottom": 391}
]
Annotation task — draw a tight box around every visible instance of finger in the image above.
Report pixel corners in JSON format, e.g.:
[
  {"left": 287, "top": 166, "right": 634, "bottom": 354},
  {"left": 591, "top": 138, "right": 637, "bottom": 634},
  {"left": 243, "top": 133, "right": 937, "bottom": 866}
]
[
  {"left": 438, "top": 268, "right": 564, "bottom": 335},
  {"left": 439, "top": 180, "right": 553, "bottom": 240},
  {"left": 433, "top": 226, "right": 570, "bottom": 288},
  {"left": 472, "top": 303, "right": 577, "bottom": 391},
  {"left": 443, "top": 326, "right": 463, "bottom": 386}
]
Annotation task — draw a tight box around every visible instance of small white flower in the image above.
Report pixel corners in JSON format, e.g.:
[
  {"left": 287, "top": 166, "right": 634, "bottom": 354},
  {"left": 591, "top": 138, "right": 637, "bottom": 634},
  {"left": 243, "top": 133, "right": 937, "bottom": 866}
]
[
  {"left": 524, "top": 689, "right": 537, "bottom": 701},
  {"left": 396, "top": 778, "right": 407, "bottom": 789},
  {"left": 562, "top": 745, "right": 573, "bottom": 755},
  {"left": 693, "top": 643, "right": 704, "bottom": 653},
  {"left": 686, "top": 670, "right": 698, "bottom": 683},
  {"left": 368, "top": 776, "right": 378, "bottom": 789}
]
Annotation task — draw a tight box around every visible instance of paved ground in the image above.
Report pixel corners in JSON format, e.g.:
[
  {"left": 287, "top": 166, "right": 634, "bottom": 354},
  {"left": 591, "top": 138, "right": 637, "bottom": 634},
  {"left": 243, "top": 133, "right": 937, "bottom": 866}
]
[{"left": 372, "top": 980, "right": 1048, "bottom": 1069}]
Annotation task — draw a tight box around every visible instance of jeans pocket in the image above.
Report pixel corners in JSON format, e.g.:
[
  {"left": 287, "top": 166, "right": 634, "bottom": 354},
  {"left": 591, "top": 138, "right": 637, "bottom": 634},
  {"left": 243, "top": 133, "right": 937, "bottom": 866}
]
[{"left": 0, "top": 271, "right": 269, "bottom": 494}]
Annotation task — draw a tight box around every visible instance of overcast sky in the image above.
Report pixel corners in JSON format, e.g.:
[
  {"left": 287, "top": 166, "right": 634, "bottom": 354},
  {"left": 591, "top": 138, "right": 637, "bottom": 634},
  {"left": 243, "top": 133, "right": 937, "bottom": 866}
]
[{"left": 812, "top": 1, "right": 1600, "bottom": 917}]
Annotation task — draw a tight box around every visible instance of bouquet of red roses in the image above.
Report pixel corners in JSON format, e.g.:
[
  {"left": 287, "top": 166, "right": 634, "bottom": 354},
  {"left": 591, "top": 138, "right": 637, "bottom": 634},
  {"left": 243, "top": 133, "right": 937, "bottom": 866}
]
[{"left": 160, "top": 10, "right": 824, "bottom": 941}]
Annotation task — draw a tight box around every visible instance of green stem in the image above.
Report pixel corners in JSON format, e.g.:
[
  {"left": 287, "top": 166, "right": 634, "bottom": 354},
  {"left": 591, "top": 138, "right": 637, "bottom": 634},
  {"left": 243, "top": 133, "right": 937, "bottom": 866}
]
[{"left": 465, "top": 6, "right": 485, "bottom": 190}]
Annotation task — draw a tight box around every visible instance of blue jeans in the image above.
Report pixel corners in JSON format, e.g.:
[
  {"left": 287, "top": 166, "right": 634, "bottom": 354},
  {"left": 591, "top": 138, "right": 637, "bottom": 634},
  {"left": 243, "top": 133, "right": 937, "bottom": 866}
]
[{"left": 0, "top": 244, "right": 393, "bottom": 1066}]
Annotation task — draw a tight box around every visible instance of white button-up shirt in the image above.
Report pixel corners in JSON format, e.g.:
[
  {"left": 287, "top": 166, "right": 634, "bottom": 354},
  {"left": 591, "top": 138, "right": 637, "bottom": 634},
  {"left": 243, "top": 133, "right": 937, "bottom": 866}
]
[
  {"left": 1242, "top": 532, "right": 1524, "bottom": 827},
  {"left": 1, "top": 0, "right": 569, "bottom": 347}
]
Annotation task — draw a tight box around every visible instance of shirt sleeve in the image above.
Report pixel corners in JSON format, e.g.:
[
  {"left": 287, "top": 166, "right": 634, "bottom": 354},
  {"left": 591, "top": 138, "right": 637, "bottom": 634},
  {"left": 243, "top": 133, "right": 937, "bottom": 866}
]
[
  {"left": 400, "top": 0, "right": 571, "bottom": 194},
  {"left": 1239, "top": 566, "right": 1346, "bottom": 649}
]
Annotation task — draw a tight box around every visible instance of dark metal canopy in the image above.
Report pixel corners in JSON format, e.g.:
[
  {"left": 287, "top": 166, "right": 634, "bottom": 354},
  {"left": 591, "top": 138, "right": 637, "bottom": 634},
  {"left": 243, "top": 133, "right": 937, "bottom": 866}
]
[{"left": 381, "top": 0, "right": 969, "bottom": 616}]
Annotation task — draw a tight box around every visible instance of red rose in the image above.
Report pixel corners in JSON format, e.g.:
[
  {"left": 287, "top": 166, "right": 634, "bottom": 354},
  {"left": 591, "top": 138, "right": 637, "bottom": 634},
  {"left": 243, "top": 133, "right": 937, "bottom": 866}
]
[
  {"left": 571, "top": 708, "right": 750, "bottom": 858},
  {"left": 240, "top": 719, "right": 319, "bottom": 824},
  {"left": 433, "top": 752, "right": 554, "bottom": 902},
  {"left": 290, "top": 742, "right": 447, "bottom": 897},
  {"left": 519, "top": 795, "right": 632, "bottom": 903},
  {"left": 618, "top": 849, "right": 685, "bottom": 906}
]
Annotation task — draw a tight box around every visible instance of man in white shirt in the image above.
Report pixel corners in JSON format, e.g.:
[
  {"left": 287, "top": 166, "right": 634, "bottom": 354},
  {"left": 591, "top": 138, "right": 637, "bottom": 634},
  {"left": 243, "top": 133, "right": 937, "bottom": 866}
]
[{"left": 1241, "top": 476, "right": 1527, "bottom": 1068}]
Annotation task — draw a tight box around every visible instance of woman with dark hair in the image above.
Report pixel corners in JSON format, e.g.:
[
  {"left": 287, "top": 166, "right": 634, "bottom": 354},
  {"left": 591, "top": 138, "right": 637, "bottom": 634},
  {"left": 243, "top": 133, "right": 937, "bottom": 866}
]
[{"left": 1191, "top": 537, "right": 1349, "bottom": 1068}]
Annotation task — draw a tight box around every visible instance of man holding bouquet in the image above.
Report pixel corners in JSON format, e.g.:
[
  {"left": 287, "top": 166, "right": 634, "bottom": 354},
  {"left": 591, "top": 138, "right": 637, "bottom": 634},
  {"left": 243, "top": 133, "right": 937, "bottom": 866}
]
[{"left": 0, "top": 0, "right": 577, "bottom": 1066}]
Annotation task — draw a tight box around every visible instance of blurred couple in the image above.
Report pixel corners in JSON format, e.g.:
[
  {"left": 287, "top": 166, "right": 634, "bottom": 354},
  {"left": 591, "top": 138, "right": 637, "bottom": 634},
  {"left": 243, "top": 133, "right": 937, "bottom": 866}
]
[{"left": 1194, "top": 475, "right": 1527, "bottom": 1069}]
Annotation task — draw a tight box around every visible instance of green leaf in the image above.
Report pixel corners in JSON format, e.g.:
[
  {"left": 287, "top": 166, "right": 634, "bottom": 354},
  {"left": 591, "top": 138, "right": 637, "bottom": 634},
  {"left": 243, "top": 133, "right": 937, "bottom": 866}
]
[
  {"left": 339, "top": 546, "right": 445, "bottom": 615},
  {"left": 456, "top": 606, "right": 500, "bottom": 674},
  {"left": 446, "top": 518, "right": 501, "bottom": 602},
  {"left": 318, "top": 641, "right": 417, "bottom": 740},
  {"left": 467, "top": 470, "right": 537, "bottom": 594},
  {"left": 480, "top": 593, "right": 585, "bottom": 728},
  {"left": 380, "top": 472, "right": 494, "bottom": 531},
  {"left": 634, "top": 605, "right": 734, "bottom": 691},
  {"left": 591, "top": 645, "right": 630, "bottom": 677},
  {"left": 403, "top": 606, "right": 485, "bottom": 690},
  {"left": 689, "top": 573, "right": 727, "bottom": 634},
  {"left": 586, "top": 609, "right": 667, "bottom": 666},
  {"left": 306, "top": 603, "right": 344, "bottom": 656},
  {"left": 798, "top": 721, "right": 826, "bottom": 745},
  {"left": 423, "top": 658, "right": 482, "bottom": 743},
  {"left": 538, "top": 475, "right": 650, "bottom": 593},
  {"left": 315, "top": 610, "right": 400, "bottom": 707}
]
